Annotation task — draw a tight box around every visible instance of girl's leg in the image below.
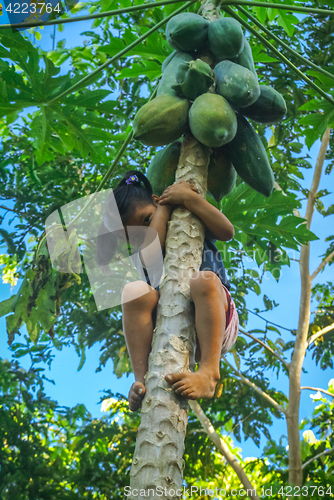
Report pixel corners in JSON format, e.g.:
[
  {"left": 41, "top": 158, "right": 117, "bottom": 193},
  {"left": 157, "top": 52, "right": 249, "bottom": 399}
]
[
  {"left": 165, "top": 271, "right": 227, "bottom": 400},
  {"left": 121, "top": 281, "right": 159, "bottom": 410}
]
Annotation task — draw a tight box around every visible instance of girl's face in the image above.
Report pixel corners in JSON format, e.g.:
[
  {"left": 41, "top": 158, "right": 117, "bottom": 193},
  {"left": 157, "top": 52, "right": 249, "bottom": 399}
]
[{"left": 117, "top": 199, "right": 158, "bottom": 248}]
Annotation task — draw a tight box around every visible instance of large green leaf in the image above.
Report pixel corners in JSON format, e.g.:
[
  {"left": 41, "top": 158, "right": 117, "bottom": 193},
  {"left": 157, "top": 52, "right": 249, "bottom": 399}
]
[
  {"left": 0, "top": 296, "right": 15, "bottom": 318},
  {"left": 118, "top": 60, "right": 161, "bottom": 80},
  {"left": 31, "top": 108, "right": 47, "bottom": 166},
  {"left": 221, "top": 184, "right": 317, "bottom": 253},
  {"left": 0, "top": 31, "right": 34, "bottom": 51},
  {"left": 35, "top": 282, "right": 57, "bottom": 334},
  {"left": 64, "top": 90, "right": 112, "bottom": 108},
  {"left": 26, "top": 308, "right": 41, "bottom": 345}
]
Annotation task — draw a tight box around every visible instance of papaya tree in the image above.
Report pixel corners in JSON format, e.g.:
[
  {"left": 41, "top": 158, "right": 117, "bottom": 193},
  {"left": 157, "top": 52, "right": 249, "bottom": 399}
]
[{"left": 0, "top": 0, "right": 334, "bottom": 497}]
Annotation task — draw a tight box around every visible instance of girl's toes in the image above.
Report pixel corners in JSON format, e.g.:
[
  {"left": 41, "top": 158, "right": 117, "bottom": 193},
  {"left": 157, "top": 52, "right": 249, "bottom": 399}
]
[
  {"left": 133, "top": 381, "right": 146, "bottom": 397},
  {"left": 165, "top": 373, "right": 182, "bottom": 384},
  {"left": 174, "top": 384, "right": 187, "bottom": 395},
  {"left": 180, "top": 389, "right": 192, "bottom": 398},
  {"left": 172, "top": 380, "right": 186, "bottom": 391},
  {"left": 186, "top": 391, "right": 196, "bottom": 400}
]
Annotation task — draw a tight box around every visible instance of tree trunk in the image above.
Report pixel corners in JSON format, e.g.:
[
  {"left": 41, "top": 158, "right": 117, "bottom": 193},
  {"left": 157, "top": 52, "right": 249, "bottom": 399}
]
[
  {"left": 287, "top": 127, "right": 331, "bottom": 486},
  {"left": 129, "top": 136, "right": 210, "bottom": 498}
]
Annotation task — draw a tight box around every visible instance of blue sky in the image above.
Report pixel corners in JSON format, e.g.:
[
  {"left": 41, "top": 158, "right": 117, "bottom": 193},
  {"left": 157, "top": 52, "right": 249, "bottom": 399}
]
[{"left": 0, "top": 5, "right": 333, "bottom": 461}]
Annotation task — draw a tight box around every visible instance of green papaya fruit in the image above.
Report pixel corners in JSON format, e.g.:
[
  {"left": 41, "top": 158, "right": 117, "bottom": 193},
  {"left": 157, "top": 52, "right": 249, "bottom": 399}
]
[
  {"left": 157, "top": 52, "right": 193, "bottom": 97},
  {"left": 225, "top": 113, "right": 274, "bottom": 197},
  {"left": 231, "top": 37, "right": 256, "bottom": 75},
  {"left": 197, "top": 46, "right": 217, "bottom": 68},
  {"left": 166, "top": 13, "right": 209, "bottom": 52},
  {"left": 172, "top": 59, "right": 214, "bottom": 101},
  {"left": 147, "top": 141, "right": 181, "bottom": 197},
  {"left": 133, "top": 95, "right": 189, "bottom": 147},
  {"left": 161, "top": 50, "right": 178, "bottom": 73},
  {"left": 207, "top": 146, "right": 237, "bottom": 202},
  {"left": 208, "top": 17, "right": 244, "bottom": 59},
  {"left": 189, "top": 93, "right": 237, "bottom": 148},
  {"left": 214, "top": 60, "right": 260, "bottom": 107},
  {"left": 236, "top": 85, "right": 287, "bottom": 124}
]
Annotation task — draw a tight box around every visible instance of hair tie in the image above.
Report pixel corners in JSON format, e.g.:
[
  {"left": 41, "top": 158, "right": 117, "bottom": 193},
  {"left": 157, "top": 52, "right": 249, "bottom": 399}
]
[{"left": 126, "top": 174, "right": 139, "bottom": 185}]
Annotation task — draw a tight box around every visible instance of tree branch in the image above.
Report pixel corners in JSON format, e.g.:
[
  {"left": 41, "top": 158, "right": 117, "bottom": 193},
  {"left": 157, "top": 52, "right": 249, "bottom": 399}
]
[
  {"left": 302, "top": 446, "right": 334, "bottom": 469},
  {"left": 222, "top": 356, "right": 287, "bottom": 415},
  {"left": 287, "top": 127, "right": 331, "bottom": 485},
  {"left": 189, "top": 400, "right": 261, "bottom": 500},
  {"left": 239, "top": 327, "right": 290, "bottom": 370},
  {"left": 311, "top": 250, "right": 334, "bottom": 281},
  {"left": 246, "top": 308, "right": 294, "bottom": 333},
  {"left": 306, "top": 322, "right": 334, "bottom": 348},
  {"left": 0, "top": 205, "right": 36, "bottom": 219},
  {"left": 305, "top": 128, "right": 331, "bottom": 230},
  {"left": 301, "top": 386, "right": 334, "bottom": 399}
]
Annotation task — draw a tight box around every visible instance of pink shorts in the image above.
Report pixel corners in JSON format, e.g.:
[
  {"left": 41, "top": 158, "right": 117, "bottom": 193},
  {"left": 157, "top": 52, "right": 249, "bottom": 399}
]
[{"left": 220, "top": 284, "right": 239, "bottom": 356}]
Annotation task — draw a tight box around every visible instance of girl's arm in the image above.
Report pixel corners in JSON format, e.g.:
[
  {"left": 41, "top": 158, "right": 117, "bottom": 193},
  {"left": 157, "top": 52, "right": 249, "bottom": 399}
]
[
  {"left": 184, "top": 192, "right": 234, "bottom": 241},
  {"left": 139, "top": 203, "right": 173, "bottom": 266},
  {"left": 148, "top": 203, "right": 173, "bottom": 253}
]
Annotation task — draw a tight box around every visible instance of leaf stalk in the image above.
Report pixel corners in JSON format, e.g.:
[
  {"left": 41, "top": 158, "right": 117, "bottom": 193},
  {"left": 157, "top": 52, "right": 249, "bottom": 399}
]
[
  {"left": 46, "top": 1, "right": 193, "bottom": 105},
  {"left": 222, "top": 0, "right": 334, "bottom": 16},
  {"left": 223, "top": 6, "right": 334, "bottom": 106},
  {"left": 0, "top": 0, "right": 197, "bottom": 30},
  {"left": 237, "top": 5, "right": 334, "bottom": 84}
]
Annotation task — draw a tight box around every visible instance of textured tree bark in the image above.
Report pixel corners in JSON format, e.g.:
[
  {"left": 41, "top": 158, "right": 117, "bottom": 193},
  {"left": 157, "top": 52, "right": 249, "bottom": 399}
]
[
  {"left": 128, "top": 136, "right": 210, "bottom": 498},
  {"left": 287, "top": 127, "right": 331, "bottom": 486}
]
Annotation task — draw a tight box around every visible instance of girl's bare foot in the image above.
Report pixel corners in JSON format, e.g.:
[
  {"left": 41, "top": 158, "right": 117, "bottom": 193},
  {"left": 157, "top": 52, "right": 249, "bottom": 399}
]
[
  {"left": 128, "top": 381, "right": 146, "bottom": 411},
  {"left": 165, "top": 369, "right": 220, "bottom": 400}
]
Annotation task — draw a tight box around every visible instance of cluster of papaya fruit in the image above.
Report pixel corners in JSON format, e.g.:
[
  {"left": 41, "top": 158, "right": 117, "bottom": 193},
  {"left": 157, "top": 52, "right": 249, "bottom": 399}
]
[{"left": 133, "top": 13, "right": 287, "bottom": 200}]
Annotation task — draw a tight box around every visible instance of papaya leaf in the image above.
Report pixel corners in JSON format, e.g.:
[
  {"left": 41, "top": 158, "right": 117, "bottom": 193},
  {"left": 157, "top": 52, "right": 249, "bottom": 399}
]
[
  {"left": 277, "top": 11, "right": 299, "bottom": 37},
  {"left": 124, "top": 28, "right": 170, "bottom": 61},
  {"left": 0, "top": 60, "right": 10, "bottom": 71},
  {"left": 252, "top": 6, "right": 267, "bottom": 23},
  {"left": 10, "top": 47, "right": 41, "bottom": 94},
  {"left": 31, "top": 108, "right": 47, "bottom": 166},
  {"left": 118, "top": 60, "right": 161, "bottom": 81},
  {"left": 0, "top": 31, "right": 34, "bottom": 51},
  {"left": 49, "top": 106, "right": 109, "bottom": 164},
  {"left": 64, "top": 90, "right": 112, "bottom": 108},
  {"left": 98, "top": 37, "right": 125, "bottom": 56},
  {"left": 0, "top": 46, "right": 10, "bottom": 58},
  {"left": 307, "top": 70, "right": 334, "bottom": 91},
  {"left": 6, "top": 314, "right": 23, "bottom": 345},
  {"left": 15, "top": 286, "right": 30, "bottom": 324},
  {"left": 114, "top": 351, "right": 131, "bottom": 378},
  {"left": 95, "top": 100, "right": 127, "bottom": 118},
  {"left": 0, "top": 229, "right": 16, "bottom": 255},
  {"left": 35, "top": 283, "right": 57, "bottom": 334},
  {"left": 77, "top": 346, "right": 86, "bottom": 371},
  {"left": 80, "top": 110, "right": 116, "bottom": 129},
  {"left": 26, "top": 308, "right": 41, "bottom": 345},
  {"left": 0, "top": 296, "right": 15, "bottom": 318}
]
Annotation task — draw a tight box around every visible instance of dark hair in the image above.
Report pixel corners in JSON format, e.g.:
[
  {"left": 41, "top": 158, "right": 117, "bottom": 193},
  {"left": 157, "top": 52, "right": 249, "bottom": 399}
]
[{"left": 96, "top": 170, "right": 155, "bottom": 266}]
